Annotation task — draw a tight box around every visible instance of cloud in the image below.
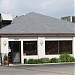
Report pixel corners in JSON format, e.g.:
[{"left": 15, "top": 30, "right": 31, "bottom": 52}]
[
  {"left": 0, "top": 0, "right": 74, "bottom": 18},
  {"left": 40, "top": 0, "right": 74, "bottom": 17},
  {"left": 40, "top": 0, "right": 55, "bottom": 9},
  {"left": 0, "top": 0, "right": 16, "bottom": 12},
  {"left": 40, "top": 0, "right": 74, "bottom": 10}
]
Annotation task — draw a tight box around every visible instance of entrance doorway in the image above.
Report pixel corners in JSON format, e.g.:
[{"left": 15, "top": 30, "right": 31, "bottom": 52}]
[{"left": 9, "top": 41, "right": 21, "bottom": 64}]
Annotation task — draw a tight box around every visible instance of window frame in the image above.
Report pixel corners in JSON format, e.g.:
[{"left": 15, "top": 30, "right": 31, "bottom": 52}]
[
  {"left": 45, "top": 40, "right": 72, "bottom": 55},
  {"left": 23, "top": 41, "right": 37, "bottom": 55}
]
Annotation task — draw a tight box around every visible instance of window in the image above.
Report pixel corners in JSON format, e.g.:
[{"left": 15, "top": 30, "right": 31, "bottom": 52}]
[
  {"left": 72, "top": 16, "right": 75, "bottom": 23},
  {"left": 45, "top": 41, "right": 72, "bottom": 55},
  {"left": 59, "top": 41, "right": 72, "bottom": 54},
  {"left": 23, "top": 41, "right": 37, "bottom": 55},
  {"left": 45, "top": 41, "right": 58, "bottom": 55}
]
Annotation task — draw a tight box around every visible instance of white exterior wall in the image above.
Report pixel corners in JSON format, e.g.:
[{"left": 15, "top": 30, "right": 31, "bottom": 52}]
[
  {"left": 73, "top": 37, "right": 75, "bottom": 58},
  {"left": 8, "top": 37, "right": 38, "bottom": 64},
  {"left": 0, "top": 36, "right": 74, "bottom": 64},
  {"left": 1, "top": 38, "right": 8, "bottom": 53},
  {"left": 0, "top": 38, "right": 1, "bottom": 62},
  {"left": 38, "top": 37, "right": 45, "bottom": 58},
  {"left": 1, "top": 37, "right": 8, "bottom": 63},
  {"left": 21, "top": 40, "right": 24, "bottom": 64},
  {"left": 45, "top": 37, "right": 73, "bottom": 41},
  {"left": 0, "top": 38, "right": 1, "bottom": 53}
]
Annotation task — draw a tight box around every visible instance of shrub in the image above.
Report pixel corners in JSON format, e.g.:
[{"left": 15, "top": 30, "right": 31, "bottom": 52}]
[
  {"left": 39, "top": 58, "right": 50, "bottom": 63},
  {"left": 27, "top": 59, "right": 39, "bottom": 64},
  {"left": 59, "top": 53, "right": 75, "bottom": 62},
  {"left": 74, "top": 58, "right": 75, "bottom": 62},
  {"left": 27, "top": 58, "right": 50, "bottom": 64},
  {"left": 68, "top": 56, "right": 75, "bottom": 62},
  {"left": 50, "top": 58, "right": 59, "bottom": 63},
  {"left": 26, "top": 54, "right": 75, "bottom": 64},
  {"left": 4, "top": 55, "right": 8, "bottom": 61}
]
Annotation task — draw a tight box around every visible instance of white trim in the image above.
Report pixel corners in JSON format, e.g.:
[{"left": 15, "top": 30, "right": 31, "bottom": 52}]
[
  {"left": 45, "top": 37, "right": 73, "bottom": 41},
  {"left": 73, "top": 37, "right": 75, "bottom": 58},
  {"left": 23, "top": 55, "right": 39, "bottom": 60},
  {"left": 8, "top": 37, "right": 38, "bottom": 41},
  {"left": 21, "top": 40, "right": 24, "bottom": 64}
]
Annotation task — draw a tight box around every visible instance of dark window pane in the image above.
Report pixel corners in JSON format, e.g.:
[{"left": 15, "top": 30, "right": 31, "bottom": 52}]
[
  {"left": 23, "top": 41, "right": 37, "bottom": 55},
  {"left": 59, "top": 41, "right": 72, "bottom": 54},
  {"left": 45, "top": 41, "right": 58, "bottom": 55},
  {"left": 72, "top": 16, "right": 75, "bottom": 23}
]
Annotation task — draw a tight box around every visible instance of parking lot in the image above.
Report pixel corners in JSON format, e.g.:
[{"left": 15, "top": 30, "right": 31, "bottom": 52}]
[{"left": 0, "top": 63, "right": 75, "bottom": 75}]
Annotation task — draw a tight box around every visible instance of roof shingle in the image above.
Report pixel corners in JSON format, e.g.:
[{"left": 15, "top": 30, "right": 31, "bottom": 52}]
[{"left": 0, "top": 12, "right": 74, "bottom": 34}]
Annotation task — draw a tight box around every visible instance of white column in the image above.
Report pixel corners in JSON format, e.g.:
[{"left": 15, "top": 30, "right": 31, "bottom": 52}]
[
  {"left": 1, "top": 37, "right": 8, "bottom": 63},
  {"left": 21, "top": 40, "right": 24, "bottom": 64},
  {"left": 1, "top": 38, "right": 8, "bottom": 53},
  {"left": 73, "top": 37, "right": 75, "bottom": 58},
  {"left": 38, "top": 37, "right": 45, "bottom": 58}
]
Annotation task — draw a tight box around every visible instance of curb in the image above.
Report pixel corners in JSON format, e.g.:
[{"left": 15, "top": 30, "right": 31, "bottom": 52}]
[{"left": 8, "top": 62, "right": 75, "bottom": 66}]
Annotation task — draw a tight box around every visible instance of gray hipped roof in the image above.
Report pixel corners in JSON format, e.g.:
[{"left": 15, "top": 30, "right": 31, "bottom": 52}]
[{"left": 0, "top": 12, "right": 75, "bottom": 35}]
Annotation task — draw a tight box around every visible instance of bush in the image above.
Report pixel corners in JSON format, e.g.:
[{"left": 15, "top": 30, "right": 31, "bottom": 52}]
[
  {"left": 26, "top": 54, "right": 75, "bottom": 64},
  {"left": 68, "top": 56, "right": 75, "bottom": 62},
  {"left": 4, "top": 55, "right": 8, "bottom": 61},
  {"left": 27, "top": 59, "right": 39, "bottom": 64},
  {"left": 50, "top": 58, "right": 59, "bottom": 63},
  {"left": 59, "top": 53, "right": 75, "bottom": 62},
  {"left": 27, "top": 58, "right": 50, "bottom": 64},
  {"left": 39, "top": 58, "right": 50, "bottom": 63},
  {"left": 74, "top": 58, "right": 75, "bottom": 62}
]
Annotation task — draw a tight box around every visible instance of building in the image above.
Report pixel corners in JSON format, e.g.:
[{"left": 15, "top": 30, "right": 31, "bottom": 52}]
[
  {"left": 61, "top": 16, "right": 75, "bottom": 23},
  {"left": 0, "top": 13, "right": 12, "bottom": 29},
  {"left": 0, "top": 12, "right": 75, "bottom": 64}
]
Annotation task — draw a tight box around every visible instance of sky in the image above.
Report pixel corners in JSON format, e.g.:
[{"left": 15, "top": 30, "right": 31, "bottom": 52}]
[{"left": 0, "top": 0, "right": 74, "bottom": 19}]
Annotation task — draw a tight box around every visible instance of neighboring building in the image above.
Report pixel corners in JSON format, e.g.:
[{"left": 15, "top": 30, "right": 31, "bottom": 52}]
[
  {"left": 0, "top": 13, "right": 12, "bottom": 29},
  {"left": 0, "top": 12, "right": 75, "bottom": 64},
  {"left": 61, "top": 16, "right": 75, "bottom": 23}
]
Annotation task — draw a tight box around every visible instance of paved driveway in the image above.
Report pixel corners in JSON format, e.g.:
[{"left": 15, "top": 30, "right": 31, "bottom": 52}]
[{"left": 0, "top": 63, "right": 75, "bottom": 75}]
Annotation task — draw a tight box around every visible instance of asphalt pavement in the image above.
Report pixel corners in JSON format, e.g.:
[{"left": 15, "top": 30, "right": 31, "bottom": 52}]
[{"left": 0, "top": 63, "right": 75, "bottom": 75}]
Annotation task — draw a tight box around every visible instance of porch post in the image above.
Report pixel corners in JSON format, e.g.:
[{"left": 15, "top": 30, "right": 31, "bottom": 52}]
[
  {"left": 21, "top": 40, "right": 24, "bottom": 64},
  {"left": 38, "top": 37, "right": 45, "bottom": 58},
  {"left": 1, "top": 38, "right": 8, "bottom": 64},
  {"left": 73, "top": 37, "right": 75, "bottom": 58}
]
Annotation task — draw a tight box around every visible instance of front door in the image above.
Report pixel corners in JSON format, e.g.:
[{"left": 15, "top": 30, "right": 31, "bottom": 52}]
[{"left": 9, "top": 41, "right": 21, "bottom": 64}]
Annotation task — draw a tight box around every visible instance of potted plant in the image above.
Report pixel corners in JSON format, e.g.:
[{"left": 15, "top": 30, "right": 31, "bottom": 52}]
[{"left": 4, "top": 55, "right": 8, "bottom": 65}]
